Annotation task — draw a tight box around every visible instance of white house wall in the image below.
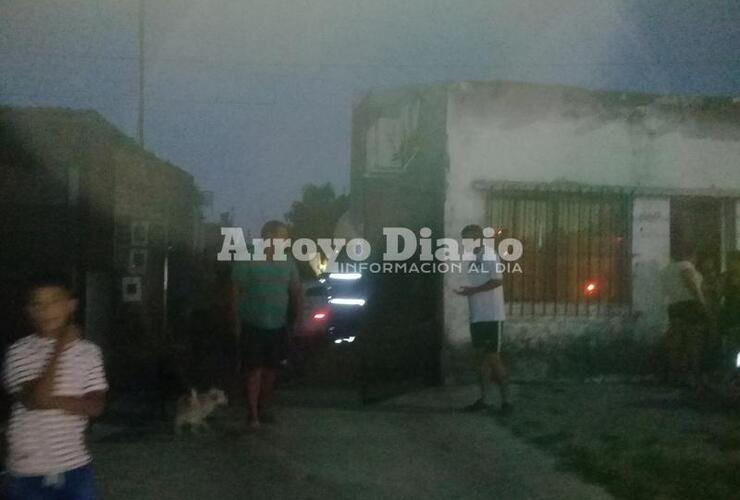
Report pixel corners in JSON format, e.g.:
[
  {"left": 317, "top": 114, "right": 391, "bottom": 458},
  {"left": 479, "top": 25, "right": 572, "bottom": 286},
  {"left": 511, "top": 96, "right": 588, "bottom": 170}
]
[
  {"left": 443, "top": 83, "right": 740, "bottom": 348},
  {"left": 631, "top": 198, "right": 671, "bottom": 338}
]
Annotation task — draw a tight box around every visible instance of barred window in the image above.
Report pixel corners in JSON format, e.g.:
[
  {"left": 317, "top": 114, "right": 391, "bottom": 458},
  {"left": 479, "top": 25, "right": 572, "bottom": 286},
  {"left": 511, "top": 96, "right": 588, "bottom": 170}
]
[{"left": 489, "top": 191, "right": 630, "bottom": 316}]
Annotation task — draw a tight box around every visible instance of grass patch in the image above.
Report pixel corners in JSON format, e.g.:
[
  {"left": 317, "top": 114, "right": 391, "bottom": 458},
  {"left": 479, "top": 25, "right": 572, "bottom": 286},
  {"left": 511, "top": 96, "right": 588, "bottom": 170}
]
[
  {"left": 500, "top": 383, "right": 740, "bottom": 499},
  {"left": 530, "top": 431, "right": 574, "bottom": 448},
  {"left": 562, "top": 444, "right": 663, "bottom": 500},
  {"left": 705, "top": 432, "right": 740, "bottom": 452}
]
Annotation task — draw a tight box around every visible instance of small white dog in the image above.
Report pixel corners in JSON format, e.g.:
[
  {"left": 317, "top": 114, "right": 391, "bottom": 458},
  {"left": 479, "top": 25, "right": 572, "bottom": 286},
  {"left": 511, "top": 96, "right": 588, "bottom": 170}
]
[{"left": 174, "top": 387, "right": 228, "bottom": 434}]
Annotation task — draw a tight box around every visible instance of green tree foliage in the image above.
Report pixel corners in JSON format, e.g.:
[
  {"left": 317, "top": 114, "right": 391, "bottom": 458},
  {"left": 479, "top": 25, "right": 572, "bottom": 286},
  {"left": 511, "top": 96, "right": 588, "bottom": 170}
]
[{"left": 285, "top": 182, "right": 349, "bottom": 242}]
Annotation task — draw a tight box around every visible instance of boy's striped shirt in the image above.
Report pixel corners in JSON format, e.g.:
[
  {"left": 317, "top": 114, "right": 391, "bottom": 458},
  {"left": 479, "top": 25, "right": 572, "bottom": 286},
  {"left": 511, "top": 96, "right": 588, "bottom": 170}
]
[{"left": 3, "top": 335, "right": 107, "bottom": 476}]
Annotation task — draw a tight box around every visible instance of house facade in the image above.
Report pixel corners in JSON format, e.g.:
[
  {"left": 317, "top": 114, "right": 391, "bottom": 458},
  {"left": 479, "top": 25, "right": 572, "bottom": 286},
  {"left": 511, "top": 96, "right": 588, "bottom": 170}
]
[{"left": 350, "top": 81, "right": 740, "bottom": 381}]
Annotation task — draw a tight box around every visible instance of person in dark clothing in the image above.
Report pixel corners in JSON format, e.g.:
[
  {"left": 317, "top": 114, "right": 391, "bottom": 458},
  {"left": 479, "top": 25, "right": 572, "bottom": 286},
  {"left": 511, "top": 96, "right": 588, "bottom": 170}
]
[{"left": 720, "top": 251, "right": 740, "bottom": 362}]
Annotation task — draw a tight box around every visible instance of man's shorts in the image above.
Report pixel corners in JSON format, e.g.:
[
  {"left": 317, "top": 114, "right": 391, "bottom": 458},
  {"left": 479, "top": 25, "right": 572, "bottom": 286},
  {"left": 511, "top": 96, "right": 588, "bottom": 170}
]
[
  {"left": 668, "top": 300, "right": 707, "bottom": 327},
  {"left": 470, "top": 321, "right": 503, "bottom": 353},
  {"left": 241, "top": 323, "right": 288, "bottom": 369}
]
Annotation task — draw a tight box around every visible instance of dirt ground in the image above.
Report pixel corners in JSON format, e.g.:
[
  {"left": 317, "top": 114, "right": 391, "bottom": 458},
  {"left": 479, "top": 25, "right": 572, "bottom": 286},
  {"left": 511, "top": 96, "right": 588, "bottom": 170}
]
[
  {"left": 88, "top": 387, "right": 610, "bottom": 500},
  {"left": 5, "top": 381, "right": 736, "bottom": 499}
]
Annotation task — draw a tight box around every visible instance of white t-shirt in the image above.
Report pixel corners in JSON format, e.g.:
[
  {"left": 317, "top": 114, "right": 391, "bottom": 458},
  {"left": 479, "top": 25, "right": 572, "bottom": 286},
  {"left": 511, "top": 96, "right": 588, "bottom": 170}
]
[
  {"left": 3, "top": 335, "right": 108, "bottom": 476},
  {"left": 463, "top": 248, "right": 506, "bottom": 323},
  {"left": 660, "top": 260, "right": 704, "bottom": 305}
]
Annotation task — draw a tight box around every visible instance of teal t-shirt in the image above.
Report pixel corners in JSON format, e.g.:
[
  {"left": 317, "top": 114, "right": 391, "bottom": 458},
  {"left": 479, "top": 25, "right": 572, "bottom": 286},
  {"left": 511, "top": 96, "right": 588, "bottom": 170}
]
[{"left": 233, "top": 259, "right": 299, "bottom": 329}]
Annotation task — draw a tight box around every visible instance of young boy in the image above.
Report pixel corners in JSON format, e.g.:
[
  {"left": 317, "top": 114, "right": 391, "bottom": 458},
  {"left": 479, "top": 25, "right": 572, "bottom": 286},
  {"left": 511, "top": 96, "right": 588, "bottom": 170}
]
[{"left": 3, "top": 273, "right": 107, "bottom": 500}]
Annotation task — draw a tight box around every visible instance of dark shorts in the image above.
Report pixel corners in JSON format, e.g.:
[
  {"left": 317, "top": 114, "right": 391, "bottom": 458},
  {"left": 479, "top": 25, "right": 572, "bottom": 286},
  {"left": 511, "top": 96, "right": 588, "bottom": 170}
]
[
  {"left": 668, "top": 300, "right": 707, "bottom": 327},
  {"left": 241, "top": 323, "right": 288, "bottom": 369},
  {"left": 470, "top": 321, "right": 503, "bottom": 353},
  {"left": 6, "top": 464, "right": 97, "bottom": 500}
]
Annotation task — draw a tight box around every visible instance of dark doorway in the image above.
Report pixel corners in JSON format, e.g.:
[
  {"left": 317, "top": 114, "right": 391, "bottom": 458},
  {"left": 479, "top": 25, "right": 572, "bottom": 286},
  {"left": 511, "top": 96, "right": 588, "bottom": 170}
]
[{"left": 670, "top": 197, "right": 722, "bottom": 276}]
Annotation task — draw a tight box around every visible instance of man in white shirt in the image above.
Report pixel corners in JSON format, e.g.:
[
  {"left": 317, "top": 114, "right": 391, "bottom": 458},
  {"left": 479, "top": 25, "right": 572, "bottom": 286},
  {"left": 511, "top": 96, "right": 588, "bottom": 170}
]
[{"left": 456, "top": 225, "right": 512, "bottom": 415}]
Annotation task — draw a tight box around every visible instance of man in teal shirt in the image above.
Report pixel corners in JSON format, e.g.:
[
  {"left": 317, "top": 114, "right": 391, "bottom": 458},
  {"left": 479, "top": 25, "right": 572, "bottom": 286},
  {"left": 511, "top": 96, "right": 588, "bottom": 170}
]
[{"left": 233, "top": 220, "right": 302, "bottom": 429}]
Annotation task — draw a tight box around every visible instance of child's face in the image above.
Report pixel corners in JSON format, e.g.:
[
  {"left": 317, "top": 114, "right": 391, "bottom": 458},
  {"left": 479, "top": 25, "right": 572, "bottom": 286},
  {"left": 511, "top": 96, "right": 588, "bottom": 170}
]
[{"left": 27, "top": 286, "right": 76, "bottom": 337}]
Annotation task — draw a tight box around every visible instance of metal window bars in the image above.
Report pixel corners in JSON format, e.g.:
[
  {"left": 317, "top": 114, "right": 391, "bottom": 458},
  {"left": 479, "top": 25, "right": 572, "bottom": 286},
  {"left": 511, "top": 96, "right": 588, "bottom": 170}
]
[{"left": 488, "top": 189, "right": 629, "bottom": 317}]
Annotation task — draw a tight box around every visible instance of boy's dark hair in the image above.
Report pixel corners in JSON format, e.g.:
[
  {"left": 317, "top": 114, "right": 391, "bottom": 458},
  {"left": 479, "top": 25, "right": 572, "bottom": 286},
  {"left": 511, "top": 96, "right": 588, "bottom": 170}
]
[
  {"left": 261, "top": 220, "right": 287, "bottom": 239},
  {"left": 25, "top": 270, "right": 75, "bottom": 299},
  {"left": 461, "top": 224, "right": 483, "bottom": 239}
]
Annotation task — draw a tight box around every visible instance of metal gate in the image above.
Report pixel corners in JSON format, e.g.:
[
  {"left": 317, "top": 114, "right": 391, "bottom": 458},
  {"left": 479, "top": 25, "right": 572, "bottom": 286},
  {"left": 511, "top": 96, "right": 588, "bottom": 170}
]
[{"left": 357, "top": 269, "right": 443, "bottom": 404}]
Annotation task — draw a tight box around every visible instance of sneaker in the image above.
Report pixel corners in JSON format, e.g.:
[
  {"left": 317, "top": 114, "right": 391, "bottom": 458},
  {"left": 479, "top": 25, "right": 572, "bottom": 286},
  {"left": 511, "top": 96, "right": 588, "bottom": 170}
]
[{"left": 462, "top": 399, "right": 489, "bottom": 412}]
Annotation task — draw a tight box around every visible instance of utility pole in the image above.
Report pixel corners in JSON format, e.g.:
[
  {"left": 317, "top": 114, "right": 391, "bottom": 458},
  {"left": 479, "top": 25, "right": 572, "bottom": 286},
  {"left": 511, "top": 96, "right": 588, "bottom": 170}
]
[{"left": 137, "top": 0, "right": 146, "bottom": 147}]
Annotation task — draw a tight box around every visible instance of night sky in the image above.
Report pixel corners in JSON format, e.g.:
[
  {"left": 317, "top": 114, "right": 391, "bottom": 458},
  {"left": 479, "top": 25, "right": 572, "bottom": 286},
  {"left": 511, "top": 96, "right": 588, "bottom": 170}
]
[{"left": 2, "top": 0, "right": 739, "bottom": 232}]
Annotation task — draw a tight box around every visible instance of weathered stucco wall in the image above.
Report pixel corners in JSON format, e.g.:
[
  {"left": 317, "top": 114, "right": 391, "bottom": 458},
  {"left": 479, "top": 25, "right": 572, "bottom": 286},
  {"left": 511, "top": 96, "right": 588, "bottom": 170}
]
[
  {"left": 631, "top": 198, "right": 671, "bottom": 338},
  {"left": 442, "top": 82, "right": 740, "bottom": 358},
  {"left": 445, "top": 83, "right": 740, "bottom": 194}
]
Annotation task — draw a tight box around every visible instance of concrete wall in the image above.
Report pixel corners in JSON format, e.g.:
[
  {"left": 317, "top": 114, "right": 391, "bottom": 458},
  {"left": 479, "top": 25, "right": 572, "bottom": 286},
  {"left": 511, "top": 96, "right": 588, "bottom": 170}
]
[
  {"left": 631, "top": 198, "right": 671, "bottom": 338},
  {"left": 444, "top": 83, "right": 740, "bottom": 193},
  {"left": 443, "top": 82, "right": 740, "bottom": 354}
]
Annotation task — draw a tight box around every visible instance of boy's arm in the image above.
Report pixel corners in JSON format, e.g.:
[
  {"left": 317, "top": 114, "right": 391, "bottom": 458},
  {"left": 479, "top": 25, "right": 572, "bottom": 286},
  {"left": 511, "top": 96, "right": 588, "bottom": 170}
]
[
  {"left": 15, "top": 326, "right": 80, "bottom": 410},
  {"left": 33, "top": 335, "right": 107, "bottom": 418},
  {"left": 52, "top": 341, "right": 108, "bottom": 418},
  {"left": 48, "top": 392, "right": 106, "bottom": 418}
]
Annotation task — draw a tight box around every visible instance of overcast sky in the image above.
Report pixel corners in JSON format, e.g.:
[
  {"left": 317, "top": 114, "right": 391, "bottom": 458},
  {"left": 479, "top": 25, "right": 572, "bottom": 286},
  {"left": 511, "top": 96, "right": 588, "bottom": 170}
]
[{"left": 2, "top": 0, "right": 739, "bottom": 232}]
